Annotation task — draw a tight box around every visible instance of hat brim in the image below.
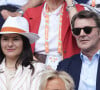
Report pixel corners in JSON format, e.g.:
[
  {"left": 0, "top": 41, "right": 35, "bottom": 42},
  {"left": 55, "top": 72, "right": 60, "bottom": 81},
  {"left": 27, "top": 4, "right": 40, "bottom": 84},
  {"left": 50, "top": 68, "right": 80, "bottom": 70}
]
[{"left": 0, "top": 32, "right": 39, "bottom": 44}]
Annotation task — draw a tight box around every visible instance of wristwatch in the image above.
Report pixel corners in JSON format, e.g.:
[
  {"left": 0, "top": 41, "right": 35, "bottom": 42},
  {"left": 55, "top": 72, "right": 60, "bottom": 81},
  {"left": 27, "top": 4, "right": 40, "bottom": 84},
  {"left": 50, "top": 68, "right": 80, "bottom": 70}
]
[
  {"left": 67, "top": 4, "right": 75, "bottom": 8},
  {"left": 66, "top": 3, "right": 75, "bottom": 11},
  {"left": 16, "top": 8, "right": 24, "bottom": 15}
]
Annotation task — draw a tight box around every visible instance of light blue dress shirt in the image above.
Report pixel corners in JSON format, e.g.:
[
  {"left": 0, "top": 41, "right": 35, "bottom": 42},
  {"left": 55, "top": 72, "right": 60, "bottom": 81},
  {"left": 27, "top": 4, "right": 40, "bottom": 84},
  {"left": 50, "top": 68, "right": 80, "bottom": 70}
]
[{"left": 78, "top": 50, "right": 100, "bottom": 90}]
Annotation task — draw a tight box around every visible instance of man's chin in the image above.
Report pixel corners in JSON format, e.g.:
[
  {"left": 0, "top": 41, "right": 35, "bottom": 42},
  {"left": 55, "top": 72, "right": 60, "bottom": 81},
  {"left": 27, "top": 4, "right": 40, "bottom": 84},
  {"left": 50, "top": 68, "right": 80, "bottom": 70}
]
[{"left": 78, "top": 45, "right": 90, "bottom": 50}]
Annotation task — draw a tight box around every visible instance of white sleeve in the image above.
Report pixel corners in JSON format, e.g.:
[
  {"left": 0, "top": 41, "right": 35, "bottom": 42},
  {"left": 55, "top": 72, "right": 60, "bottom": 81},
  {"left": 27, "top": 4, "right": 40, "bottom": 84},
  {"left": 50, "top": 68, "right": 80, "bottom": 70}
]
[
  {"left": 30, "top": 62, "right": 47, "bottom": 90},
  {"left": 0, "top": 0, "right": 7, "bottom": 6},
  {"left": 81, "top": 4, "right": 100, "bottom": 15}
]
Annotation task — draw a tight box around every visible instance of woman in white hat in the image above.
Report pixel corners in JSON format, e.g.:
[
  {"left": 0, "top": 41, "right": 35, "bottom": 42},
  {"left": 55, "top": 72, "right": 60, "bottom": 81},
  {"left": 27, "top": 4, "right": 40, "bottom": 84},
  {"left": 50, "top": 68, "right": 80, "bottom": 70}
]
[{"left": 0, "top": 16, "right": 46, "bottom": 90}]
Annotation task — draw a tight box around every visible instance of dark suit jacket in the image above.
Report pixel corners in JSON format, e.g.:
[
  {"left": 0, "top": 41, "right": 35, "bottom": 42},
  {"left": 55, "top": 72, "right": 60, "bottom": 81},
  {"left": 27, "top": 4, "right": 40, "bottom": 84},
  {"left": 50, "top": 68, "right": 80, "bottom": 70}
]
[{"left": 57, "top": 54, "right": 100, "bottom": 90}]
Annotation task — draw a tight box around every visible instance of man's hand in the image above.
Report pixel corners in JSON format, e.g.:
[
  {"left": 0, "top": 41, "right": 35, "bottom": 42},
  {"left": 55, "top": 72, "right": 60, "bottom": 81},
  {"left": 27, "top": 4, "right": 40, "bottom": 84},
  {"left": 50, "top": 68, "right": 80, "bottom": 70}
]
[
  {"left": 1, "top": 9, "right": 22, "bottom": 20},
  {"left": 65, "top": 0, "right": 73, "bottom": 5}
]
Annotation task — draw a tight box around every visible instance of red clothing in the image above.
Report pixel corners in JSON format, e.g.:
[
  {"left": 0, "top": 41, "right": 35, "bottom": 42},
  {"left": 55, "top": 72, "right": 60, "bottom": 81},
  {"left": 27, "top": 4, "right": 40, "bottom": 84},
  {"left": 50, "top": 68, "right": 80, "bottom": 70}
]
[{"left": 24, "top": 2, "right": 84, "bottom": 59}]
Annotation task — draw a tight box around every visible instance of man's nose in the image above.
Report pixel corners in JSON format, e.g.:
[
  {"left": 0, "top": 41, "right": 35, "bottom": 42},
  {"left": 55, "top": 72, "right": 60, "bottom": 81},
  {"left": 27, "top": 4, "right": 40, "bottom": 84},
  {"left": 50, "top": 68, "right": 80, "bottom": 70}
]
[{"left": 79, "top": 29, "right": 86, "bottom": 36}]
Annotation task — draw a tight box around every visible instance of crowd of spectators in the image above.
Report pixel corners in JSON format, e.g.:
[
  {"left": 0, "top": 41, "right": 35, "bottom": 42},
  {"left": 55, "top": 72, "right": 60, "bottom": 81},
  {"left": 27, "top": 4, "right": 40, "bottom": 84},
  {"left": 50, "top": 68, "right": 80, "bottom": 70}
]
[{"left": 0, "top": 0, "right": 100, "bottom": 90}]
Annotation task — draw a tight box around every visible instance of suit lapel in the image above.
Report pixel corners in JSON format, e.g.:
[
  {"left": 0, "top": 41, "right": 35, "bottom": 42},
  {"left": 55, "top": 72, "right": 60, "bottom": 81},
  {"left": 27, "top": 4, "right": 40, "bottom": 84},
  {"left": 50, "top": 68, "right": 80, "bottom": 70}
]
[
  {"left": 96, "top": 57, "right": 100, "bottom": 90},
  {"left": 0, "top": 61, "right": 7, "bottom": 90},
  {"left": 32, "top": 6, "right": 43, "bottom": 34},
  {"left": 0, "top": 73, "right": 7, "bottom": 90},
  {"left": 61, "top": 2, "right": 70, "bottom": 42},
  {"left": 69, "top": 55, "right": 82, "bottom": 90}
]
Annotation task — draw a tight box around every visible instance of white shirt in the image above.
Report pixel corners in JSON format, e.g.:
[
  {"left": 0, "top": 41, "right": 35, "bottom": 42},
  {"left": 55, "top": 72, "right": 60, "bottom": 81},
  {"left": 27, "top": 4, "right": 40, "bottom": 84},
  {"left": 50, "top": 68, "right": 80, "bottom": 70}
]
[
  {"left": 78, "top": 50, "right": 100, "bottom": 90},
  {"left": 35, "top": 3, "right": 63, "bottom": 70},
  {"left": 35, "top": 3, "right": 62, "bottom": 55}
]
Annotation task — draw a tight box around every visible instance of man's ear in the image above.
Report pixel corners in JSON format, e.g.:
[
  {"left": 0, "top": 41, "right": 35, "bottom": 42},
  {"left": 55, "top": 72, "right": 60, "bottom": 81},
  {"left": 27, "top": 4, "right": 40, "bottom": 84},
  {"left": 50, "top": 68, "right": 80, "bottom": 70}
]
[
  {"left": 99, "top": 31, "right": 100, "bottom": 38},
  {"left": 98, "top": 30, "right": 100, "bottom": 38}
]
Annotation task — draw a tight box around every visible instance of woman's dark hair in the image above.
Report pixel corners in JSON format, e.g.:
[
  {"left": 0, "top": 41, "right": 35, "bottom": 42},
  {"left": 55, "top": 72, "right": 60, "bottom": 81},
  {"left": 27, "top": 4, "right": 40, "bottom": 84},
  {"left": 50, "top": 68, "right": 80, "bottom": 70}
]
[
  {"left": 0, "top": 34, "right": 34, "bottom": 75},
  {"left": 71, "top": 10, "right": 100, "bottom": 29}
]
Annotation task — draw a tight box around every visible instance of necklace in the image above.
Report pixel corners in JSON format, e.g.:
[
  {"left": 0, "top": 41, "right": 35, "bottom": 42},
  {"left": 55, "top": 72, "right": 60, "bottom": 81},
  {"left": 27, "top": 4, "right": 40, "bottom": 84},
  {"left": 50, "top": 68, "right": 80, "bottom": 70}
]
[{"left": 45, "top": 4, "right": 64, "bottom": 54}]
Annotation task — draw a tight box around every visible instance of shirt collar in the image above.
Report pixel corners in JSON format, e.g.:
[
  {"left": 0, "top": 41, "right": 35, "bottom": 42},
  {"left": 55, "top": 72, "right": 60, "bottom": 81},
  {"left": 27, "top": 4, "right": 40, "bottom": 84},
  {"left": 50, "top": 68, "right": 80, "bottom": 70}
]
[
  {"left": 80, "top": 49, "right": 100, "bottom": 61},
  {"left": 43, "top": 2, "right": 63, "bottom": 16},
  {"left": 0, "top": 58, "right": 6, "bottom": 73}
]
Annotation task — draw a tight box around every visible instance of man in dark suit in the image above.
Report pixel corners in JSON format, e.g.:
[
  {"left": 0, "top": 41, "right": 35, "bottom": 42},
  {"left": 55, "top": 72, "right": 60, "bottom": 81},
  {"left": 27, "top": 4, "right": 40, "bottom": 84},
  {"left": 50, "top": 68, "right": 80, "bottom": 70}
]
[{"left": 57, "top": 10, "right": 100, "bottom": 90}]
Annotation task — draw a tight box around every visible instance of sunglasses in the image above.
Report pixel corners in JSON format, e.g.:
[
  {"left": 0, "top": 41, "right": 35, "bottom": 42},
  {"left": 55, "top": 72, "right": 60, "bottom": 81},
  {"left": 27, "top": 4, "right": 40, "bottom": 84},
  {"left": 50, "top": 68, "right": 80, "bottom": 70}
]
[{"left": 72, "top": 26, "right": 97, "bottom": 36}]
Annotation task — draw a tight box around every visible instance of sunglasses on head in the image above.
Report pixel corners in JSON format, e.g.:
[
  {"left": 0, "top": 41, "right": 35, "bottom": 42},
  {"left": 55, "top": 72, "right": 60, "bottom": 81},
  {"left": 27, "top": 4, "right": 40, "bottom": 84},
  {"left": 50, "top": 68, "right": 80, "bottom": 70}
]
[{"left": 72, "top": 26, "right": 97, "bottom": 36}]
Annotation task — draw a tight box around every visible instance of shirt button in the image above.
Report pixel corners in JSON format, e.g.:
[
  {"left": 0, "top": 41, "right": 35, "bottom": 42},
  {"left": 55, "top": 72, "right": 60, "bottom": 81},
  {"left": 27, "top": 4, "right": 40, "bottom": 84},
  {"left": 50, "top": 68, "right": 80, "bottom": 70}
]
[{"left": 63, "top": 50, "right": 66, "bottom": 53}]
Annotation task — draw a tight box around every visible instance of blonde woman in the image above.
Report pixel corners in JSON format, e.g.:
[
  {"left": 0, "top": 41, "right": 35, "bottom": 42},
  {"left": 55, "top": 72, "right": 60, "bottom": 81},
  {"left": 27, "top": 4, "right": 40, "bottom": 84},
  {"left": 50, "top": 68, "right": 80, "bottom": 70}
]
[{"left": 39, "top": 70, "right": 75, "bottom": 90}]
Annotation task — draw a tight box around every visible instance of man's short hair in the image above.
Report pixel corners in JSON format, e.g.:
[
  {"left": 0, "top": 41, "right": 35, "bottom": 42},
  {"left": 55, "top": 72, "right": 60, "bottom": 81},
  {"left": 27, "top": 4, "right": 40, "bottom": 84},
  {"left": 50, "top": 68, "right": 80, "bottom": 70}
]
[{"left": 71, "top": 10, "right": 100, "bottom": 29}]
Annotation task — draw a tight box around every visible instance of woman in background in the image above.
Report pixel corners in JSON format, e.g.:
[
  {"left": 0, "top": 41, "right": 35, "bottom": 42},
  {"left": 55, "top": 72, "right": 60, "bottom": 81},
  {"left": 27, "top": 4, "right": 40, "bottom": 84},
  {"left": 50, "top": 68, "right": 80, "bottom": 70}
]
[
  {"left": 0, "top": 0, "right": 43, "bottom": 29},
  {"left": 39, "top": 70, "right": 75, "bottom": 90}
]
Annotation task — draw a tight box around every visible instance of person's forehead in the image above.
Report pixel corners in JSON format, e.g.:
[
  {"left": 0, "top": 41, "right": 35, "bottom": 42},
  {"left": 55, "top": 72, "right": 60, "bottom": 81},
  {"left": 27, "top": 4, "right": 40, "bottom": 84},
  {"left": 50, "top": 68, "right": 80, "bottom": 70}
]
[
  {"left": 46, "top": 78, "right": 66, "bottom": 90},
  {"left": 1, "top": 34, "right": 21, "bottom": 38},
  {"left": 74, "top": 18, "right": 96, "bottom": 27}
]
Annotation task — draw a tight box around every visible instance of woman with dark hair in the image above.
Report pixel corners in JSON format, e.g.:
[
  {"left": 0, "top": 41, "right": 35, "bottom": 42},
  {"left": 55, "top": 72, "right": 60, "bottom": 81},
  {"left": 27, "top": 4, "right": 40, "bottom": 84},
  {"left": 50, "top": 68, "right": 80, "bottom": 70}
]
[{"left": 0, "top": 16, "right": 46, "bottom": 90}]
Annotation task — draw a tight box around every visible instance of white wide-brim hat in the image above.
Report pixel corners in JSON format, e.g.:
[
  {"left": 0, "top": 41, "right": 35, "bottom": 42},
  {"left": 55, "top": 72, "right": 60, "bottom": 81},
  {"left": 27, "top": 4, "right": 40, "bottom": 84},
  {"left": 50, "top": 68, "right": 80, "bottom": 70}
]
[{"left": 0, "top": 16, "right": 39, "bottom": 44}]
